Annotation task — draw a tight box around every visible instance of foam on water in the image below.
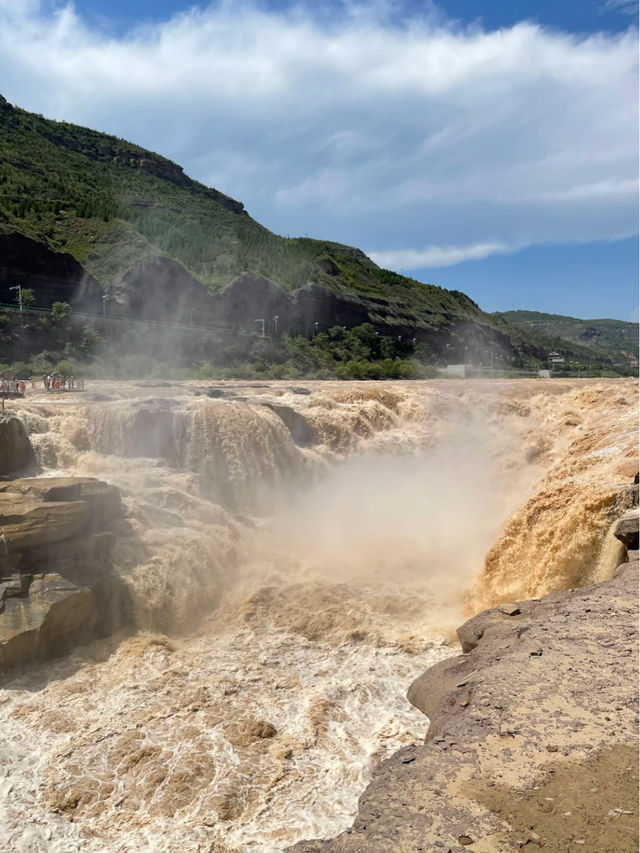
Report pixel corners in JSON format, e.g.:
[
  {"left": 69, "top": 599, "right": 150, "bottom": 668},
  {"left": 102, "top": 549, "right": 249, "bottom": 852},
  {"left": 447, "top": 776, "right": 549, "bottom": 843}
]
[
  {"left": 2, "top": 378, "right": 637, "bottom": 851},
  {"left": 0, "top": 621, "right": 450, "bottom": 852}
]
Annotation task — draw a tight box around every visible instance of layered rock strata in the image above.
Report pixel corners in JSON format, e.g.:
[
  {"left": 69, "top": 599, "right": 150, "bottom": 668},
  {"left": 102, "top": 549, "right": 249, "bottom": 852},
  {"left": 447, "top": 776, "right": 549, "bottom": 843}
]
[
  {"left": 293, "top": 506, "right": 639, "bottom": 853},
  {"left": 0, "top": 477, "right": 130, "bottom": 673}
]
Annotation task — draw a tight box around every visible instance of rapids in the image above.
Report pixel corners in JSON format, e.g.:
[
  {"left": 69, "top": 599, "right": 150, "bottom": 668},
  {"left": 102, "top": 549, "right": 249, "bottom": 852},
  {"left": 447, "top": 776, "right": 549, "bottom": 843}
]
[{"left": 1, "top": 378, "right": 637, "bottom": 852}]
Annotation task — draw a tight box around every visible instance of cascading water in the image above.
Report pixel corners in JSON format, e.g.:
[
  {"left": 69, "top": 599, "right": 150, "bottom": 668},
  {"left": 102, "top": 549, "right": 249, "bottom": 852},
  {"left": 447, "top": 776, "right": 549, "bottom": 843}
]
[{"left": 1, "top": 378, "right": 637, "bottom": 852}]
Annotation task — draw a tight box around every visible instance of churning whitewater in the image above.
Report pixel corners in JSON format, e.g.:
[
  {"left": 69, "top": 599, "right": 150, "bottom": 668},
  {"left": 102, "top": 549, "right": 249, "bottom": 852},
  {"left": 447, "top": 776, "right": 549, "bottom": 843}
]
[{"left": 1, "top": 378, "right": 637, "bottom": 852}]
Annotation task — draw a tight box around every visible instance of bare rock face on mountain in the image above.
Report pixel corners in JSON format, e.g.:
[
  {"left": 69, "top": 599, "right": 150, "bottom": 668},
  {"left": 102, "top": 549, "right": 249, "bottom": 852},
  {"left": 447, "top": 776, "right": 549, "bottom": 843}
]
[
  {"left": 0, "top": 477, "right": 130, "bottom": 672},
  {"left": 0, "top": 416, "right": 38, "bottom": 477},
  {"left": 120, "top": 256, "right": 218, "bottom": 324},
  {"left": 294, "top": 282, "right": 371, "bottom": 332},
  {"left": 214, "top": 272, "right": 299, "bottom": 331},
  {"left": 0, "top": 231, "right": 103, "bottom": 312}
]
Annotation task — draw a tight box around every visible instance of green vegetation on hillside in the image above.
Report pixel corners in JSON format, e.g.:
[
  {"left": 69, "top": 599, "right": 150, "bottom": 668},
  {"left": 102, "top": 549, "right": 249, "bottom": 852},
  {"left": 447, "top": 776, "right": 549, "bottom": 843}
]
[
  {"left": 0, "top": 94, "right": 635, "bottom": 378},
  {"left": 0, "top": 313, "right": 437, "bottom": 381},
  {"left": 0, "top": 94, "right": 480, "bottom": 327},
  {"left": 495, "top": 310, "right": 638, "bottom": 375}
]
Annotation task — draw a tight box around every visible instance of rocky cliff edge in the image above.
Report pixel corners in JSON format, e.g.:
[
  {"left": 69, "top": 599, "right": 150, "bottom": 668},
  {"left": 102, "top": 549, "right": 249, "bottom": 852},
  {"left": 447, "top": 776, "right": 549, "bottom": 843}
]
[
  {"left": 292, "top": 509, "right": 639, "bottom": 853},
  {"left": 0, "top": 476, "right": 130, "bottom": 675}
]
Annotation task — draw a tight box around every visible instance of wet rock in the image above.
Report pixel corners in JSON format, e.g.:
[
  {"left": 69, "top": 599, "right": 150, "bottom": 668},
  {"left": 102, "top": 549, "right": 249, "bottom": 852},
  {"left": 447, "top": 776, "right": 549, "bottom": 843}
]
[
  {"left": 0, "top": 573, "right": 29, "bottom": 606},
  {"left": 129, "top": 399, "right": 180, "bottom": 460},
  {"left": 0, "top": 477, "right": 129, "bottom": 672},
  {"left": 0, "top": 573, "right": 96, "bottom": 668},
  {"left": 0, "top": 494, "right": 90, "bottom": 552},
  {"left": 0, "top": 417, "right": 37, "bottom": 477},
  {"left": 2, "top": 477, "right": 122, "bottom": 528},
  {"left": 289, "top": 537, "right": 639, "bottom": 853},
  {"left": 260, "top": 402, "right": 317, "bottom": 447},
  {"left": 613, "top": 509, "right": 639, "bottom": 551}
]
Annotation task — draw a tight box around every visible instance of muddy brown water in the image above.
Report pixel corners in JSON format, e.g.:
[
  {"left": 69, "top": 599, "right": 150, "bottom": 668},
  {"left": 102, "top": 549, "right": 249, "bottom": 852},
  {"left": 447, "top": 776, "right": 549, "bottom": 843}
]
[{"left": 1, "top": 378, "right": 636, "bottom": 852}]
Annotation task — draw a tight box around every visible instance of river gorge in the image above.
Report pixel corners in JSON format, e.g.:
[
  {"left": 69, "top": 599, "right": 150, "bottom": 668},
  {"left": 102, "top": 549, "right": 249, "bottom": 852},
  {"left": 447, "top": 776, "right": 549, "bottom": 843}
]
[{"left": 0, "top": 377, "right": 637, "bottom": 852}]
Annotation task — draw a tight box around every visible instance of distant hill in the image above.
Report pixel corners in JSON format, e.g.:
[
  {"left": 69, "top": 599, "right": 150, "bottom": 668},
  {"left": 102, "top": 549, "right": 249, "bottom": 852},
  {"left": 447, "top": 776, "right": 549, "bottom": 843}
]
[
  {"left": 0, "top": 95, "right": 481, "bottom": 326},
  {"left": 0, "top": 93, "right": 634, "bottom": 377},
  {"left": 495, "top": 310, "right": 638, "bottom": 374}
]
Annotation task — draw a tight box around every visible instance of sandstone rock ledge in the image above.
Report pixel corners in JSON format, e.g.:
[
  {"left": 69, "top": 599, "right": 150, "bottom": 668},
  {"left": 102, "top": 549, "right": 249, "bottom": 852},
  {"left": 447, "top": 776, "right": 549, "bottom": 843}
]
[
  {"left": 0, "top": 477, "right": 130, "bottom": 674},
  {"left": 0, "top": 416, "right": 37, "bottom": 477},
  {"left": 292, "top": 516, "right": 639, "bottom": 853}
]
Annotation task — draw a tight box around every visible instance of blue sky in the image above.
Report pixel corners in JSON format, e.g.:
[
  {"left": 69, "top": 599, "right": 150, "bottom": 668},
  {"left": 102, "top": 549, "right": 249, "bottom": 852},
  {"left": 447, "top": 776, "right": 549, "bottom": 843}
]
[
  {"left": 0, "top": 0, "right": 637, "bottom": 320},
  {"left": 73, "top": 0, "right": 638, "bottom": 35}
]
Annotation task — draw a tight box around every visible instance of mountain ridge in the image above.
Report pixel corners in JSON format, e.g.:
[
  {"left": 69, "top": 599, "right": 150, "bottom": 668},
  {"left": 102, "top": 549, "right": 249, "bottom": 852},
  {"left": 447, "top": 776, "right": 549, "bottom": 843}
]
[{"left": 0, "top": 94, "right": 635, "bottom": 377}]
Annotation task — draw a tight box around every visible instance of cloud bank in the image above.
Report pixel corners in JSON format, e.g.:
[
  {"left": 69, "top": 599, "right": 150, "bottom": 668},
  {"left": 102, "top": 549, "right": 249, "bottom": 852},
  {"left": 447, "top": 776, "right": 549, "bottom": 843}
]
[{"left": 0, "top": 1, "right": 637, "bottom": 271}]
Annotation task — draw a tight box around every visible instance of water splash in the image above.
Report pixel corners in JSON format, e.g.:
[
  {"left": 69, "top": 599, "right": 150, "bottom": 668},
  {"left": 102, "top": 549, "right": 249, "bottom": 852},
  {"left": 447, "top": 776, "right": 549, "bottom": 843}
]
[{"left": 2, "top": 377, "right": 636, "bottom": 851}]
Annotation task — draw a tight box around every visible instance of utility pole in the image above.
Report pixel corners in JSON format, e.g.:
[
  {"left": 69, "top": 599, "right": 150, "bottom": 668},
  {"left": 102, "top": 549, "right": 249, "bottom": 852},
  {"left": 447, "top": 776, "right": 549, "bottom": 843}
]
[{"left": 9, "top": 285, "right": 22, "bottom": 320}]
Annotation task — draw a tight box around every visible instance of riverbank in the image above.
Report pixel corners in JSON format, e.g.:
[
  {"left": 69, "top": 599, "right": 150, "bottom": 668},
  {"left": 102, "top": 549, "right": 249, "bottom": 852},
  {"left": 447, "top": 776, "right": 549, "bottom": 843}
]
[
  {"left": 0, "top": 378, "right": 637, "bottom": 851},
  {"left": 292, "top": 511, "right": 639, "bottom": 853}
]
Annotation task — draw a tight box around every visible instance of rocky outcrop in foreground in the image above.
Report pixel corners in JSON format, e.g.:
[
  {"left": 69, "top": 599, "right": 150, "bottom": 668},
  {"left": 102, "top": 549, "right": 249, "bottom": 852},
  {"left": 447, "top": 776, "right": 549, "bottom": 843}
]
[
  {"left": 0, "top": 416, "right": 37, "bottom": 477},
  {"left": 293, "top": 509, "right": 639, "bottom": 853},
  {"left": 0, "top": 477, "right": 130, "bottom": 673}
]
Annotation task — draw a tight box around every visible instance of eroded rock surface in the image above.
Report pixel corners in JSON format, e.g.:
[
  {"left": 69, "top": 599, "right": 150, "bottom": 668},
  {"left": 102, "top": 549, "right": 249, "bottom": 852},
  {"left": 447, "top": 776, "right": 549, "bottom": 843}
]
[
  {"left": 0, "top": 416, "right": 37, "bottom": 477},
  {"left": 0, "top": 477, "right": 129, "bottom": 672},
  {"left": 292, "top": 544, "right": 639, "bottom": 853},
  {"left": 614, "top": 507, "right": 639, "bottom": 550}
]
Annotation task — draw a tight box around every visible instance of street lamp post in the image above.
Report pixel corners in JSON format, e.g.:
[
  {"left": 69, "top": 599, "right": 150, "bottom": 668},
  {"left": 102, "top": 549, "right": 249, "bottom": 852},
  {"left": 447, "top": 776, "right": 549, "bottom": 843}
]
[
  {"left": 273, "top": 315, "right": 278, "bottom": 336},
  {"left": 314, "top": 321, "right": 319, "bottom": 335},
  {"left": 102, "top": 294, "right": 109, "bottom": 317},
  {"left": 9, "top": 285, "right": 22, "bottom": 319}
]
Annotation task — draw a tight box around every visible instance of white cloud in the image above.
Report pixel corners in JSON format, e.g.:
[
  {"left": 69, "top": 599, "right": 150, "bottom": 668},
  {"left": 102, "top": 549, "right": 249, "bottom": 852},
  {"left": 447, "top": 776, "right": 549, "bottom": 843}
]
[
  {"left": 370, "top": 242, "right": 511, "bottom": 269},
  {"left": 604, "top": 0, "right": 638, "bottom": 14},
  {"left": 0, "top": 1, "right": 636, "bottom": 272}
]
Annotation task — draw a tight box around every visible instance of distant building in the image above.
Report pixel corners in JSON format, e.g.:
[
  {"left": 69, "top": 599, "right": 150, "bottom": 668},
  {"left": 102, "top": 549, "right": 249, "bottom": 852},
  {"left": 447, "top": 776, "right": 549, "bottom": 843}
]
[{"left": 443, "top": 364, "right": 468, "bottom": 377}]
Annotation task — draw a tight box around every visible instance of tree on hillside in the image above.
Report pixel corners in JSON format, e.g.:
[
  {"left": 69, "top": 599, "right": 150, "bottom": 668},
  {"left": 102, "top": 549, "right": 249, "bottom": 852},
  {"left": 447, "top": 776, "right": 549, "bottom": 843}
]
[
  {"left": 17, "top": 288, "right": 35, "bottom": 309},
  {"left": 51, "top": 301, "right": 72, "bottom": 326}
]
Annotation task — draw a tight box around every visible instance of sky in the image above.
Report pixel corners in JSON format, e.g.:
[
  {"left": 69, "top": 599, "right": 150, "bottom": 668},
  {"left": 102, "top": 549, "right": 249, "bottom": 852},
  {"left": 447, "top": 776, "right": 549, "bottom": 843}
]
[{"left": 0, "top": 1, "right": 637, "bottom": 320}]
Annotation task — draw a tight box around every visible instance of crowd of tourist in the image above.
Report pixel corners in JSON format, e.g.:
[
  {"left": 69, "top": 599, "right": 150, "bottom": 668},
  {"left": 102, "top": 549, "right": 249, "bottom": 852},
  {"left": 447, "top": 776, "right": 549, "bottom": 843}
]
[
  {"left": 42, "top": 374, "right": 85, "bottom": 391},
  {"left": 0, "top": 374, "right": 87, "bottom": 398}
]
